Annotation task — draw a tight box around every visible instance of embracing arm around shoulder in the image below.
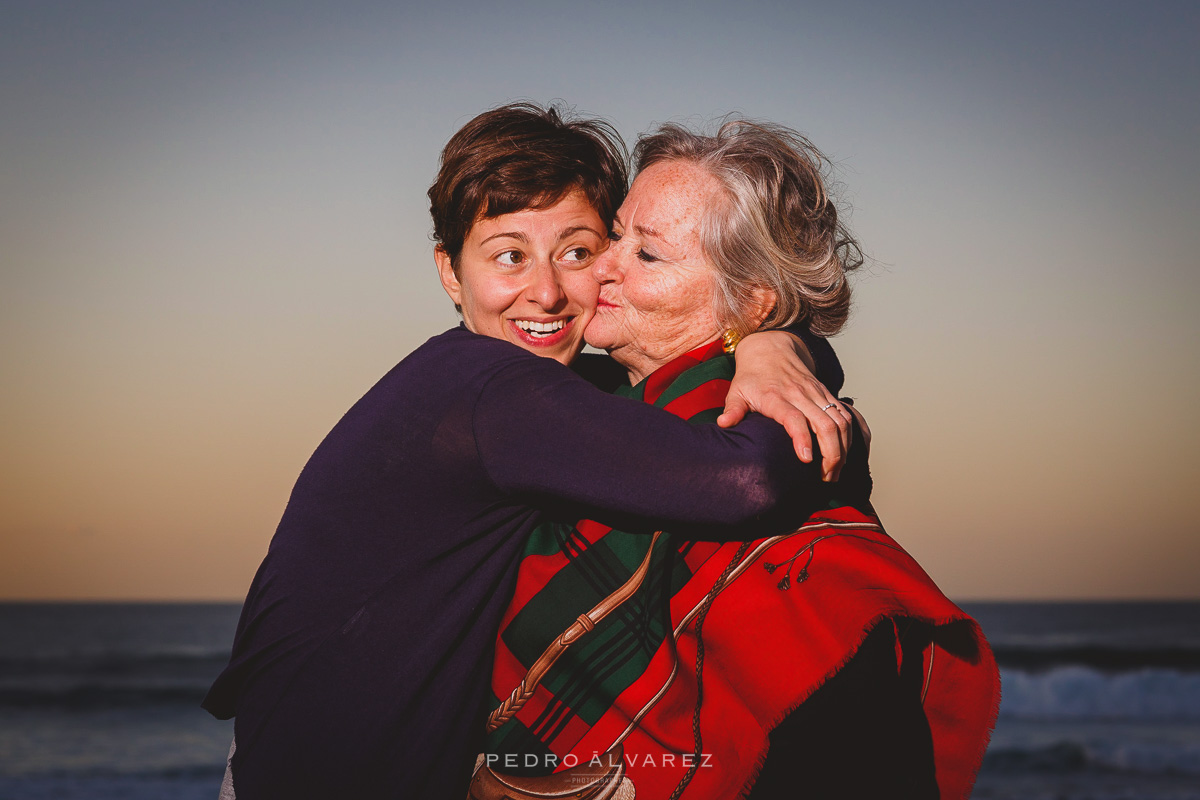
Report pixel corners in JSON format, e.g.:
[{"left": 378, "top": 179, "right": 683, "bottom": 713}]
[
  {"left": 722, "top": 329, "right": 855, "bottom": 481},
  {"left": 471, "top": 355, "right": 820, "bottom": 529}
]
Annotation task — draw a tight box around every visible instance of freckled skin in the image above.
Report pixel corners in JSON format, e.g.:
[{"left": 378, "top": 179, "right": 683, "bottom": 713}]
[
  {"left": 435, "top": 191, "right": 607, "bottom": 366},
  {"left": 585, "top": 161, "right": 726, "bottom": 383}
]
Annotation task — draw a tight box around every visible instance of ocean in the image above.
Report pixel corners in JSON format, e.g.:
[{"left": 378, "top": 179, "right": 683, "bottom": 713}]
[
  {"left": 966, "top": 602, "right": 1200, "bottom": 800},
  {"left": 0, "top": 602, "right": 1196, "bottom": 799}
]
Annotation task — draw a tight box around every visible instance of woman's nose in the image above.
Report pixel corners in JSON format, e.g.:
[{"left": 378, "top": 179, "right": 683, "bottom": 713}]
[
  {"left": 525, "top": 260, "right": 565, "bottom": 309},
  {"left": 592, "top": 243, "right": 622, "bottom": 283}
]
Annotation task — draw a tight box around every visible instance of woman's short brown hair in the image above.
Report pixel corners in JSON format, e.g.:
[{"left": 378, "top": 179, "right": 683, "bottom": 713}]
[
  {"left": 635, "top": 120, "right": 862, "bottom": 337},
  {"left": 429, "top": 103, "right": 628, "bottom": 266}
]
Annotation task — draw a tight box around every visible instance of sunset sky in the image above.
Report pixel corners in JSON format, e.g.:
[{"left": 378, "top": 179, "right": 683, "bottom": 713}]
[{"left": 2, "top": 0, "right": 1197, "bottom": 601}]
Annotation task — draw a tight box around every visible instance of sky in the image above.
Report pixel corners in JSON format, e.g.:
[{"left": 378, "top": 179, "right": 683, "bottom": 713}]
[{"left": 1, "top": 0, "right": 1197, "bottom": 601}]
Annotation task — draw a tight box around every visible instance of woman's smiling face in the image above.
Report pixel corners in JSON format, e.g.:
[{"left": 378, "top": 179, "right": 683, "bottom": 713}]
[{"left": 436, "top": 190, "right": 608, "bottom": 365}]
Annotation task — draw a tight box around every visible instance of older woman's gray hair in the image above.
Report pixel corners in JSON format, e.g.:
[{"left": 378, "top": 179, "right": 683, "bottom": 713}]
[{"left": 633, "top": 120, "right": 862, "bottom": 337}]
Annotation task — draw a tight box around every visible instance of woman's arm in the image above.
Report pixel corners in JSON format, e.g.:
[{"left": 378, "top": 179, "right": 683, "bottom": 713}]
[
  {"left": 721, "top": 330, "right": 854, "bottom": 481},
  {"left": 472, "top": 351, "right": 820, "bottom": 530},
  {"left": 573, "top": 329, "right": 854, "bottom": 481}
]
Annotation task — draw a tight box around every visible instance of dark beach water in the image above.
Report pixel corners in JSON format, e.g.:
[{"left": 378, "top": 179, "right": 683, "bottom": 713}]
[
  {"left": 1, "top": 601, "right": 1197, "bottom": 799},
  {"left": 966, "top": 602, "right": 1200, "bottom": 800},
  {"left": 0, "top": 603, "right": 238, "bottom": 800}
]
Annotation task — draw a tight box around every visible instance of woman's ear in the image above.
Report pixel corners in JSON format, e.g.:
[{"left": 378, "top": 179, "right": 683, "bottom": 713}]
[
  {"left": 434, "top": 246, "right": 462, "bottom": 309},
  {"left": 745, "top": 286, "right": 778, "bottom": 332}
]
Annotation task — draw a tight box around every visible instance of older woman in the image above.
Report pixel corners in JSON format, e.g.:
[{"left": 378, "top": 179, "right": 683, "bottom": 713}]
[
  {"left": 204, "top": 104, "right": 854, "bottom": 800},
  {"left": 480, "top": 122, "right": 998, "bottom": 800}
]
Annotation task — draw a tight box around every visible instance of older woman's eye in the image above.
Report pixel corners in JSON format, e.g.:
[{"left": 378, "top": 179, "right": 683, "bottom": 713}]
[
  {"left": 497, "top": 251, "right": 525, "bottom": 266},
  {"left": 607, "top": 230, "right": 622, "bottom": 242},
  {"left": 637, "top": 249, "right": 659, "bottom": 263}
]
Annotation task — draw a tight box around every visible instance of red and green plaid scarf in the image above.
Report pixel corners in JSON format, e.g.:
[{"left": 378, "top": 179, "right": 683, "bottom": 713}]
[{"left": 486, "top": 341, "right": 998, "bottom": 799}]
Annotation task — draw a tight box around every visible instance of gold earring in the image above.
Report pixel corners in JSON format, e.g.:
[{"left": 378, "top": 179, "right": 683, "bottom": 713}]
[{"left": 721, "top": 329, "right": 742, "bottom": 355}]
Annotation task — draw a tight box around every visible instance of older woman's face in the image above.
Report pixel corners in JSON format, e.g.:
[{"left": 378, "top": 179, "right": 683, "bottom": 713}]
[
  {"left": 436, "top": 190, "right": 606, "bottom": 365},
  {"left": 584, "top": 160, "right": 723, "bottom": 382}
]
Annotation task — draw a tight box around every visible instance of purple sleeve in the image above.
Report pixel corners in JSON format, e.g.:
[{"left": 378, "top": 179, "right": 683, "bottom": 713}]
[
  {"left": 576, "top": 335, "right": 843, "bottom": 395},
  {"left": 784, "top": 324, "right": 844, "bottom": 396},
  {"left": 472, "top": 355, "right": 818, "bottom": 527}
]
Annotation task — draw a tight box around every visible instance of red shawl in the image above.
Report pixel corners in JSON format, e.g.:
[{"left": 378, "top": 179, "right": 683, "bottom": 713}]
[{"left": 487, "top": 341, "right": 998, "bottom": 798}]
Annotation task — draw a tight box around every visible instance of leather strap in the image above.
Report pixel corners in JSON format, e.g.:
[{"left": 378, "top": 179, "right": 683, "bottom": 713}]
[{"left": 486, "top": 531, "right": 663, "bottom": 733}]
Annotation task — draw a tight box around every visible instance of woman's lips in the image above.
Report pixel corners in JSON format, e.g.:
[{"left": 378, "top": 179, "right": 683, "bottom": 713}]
[{"left": 509, "top": 317, "right": 573, "bottom": 347}]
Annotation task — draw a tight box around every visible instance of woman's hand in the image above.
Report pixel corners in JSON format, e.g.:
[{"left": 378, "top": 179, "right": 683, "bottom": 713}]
[{"left": 718, "top": 330, "right": 853, "bottom": 481}]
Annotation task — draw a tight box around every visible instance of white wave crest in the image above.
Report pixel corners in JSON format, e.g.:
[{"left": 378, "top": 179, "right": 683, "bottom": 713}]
[{"left": 1000, "top": 667, "right": 1200, "bottom": 721}]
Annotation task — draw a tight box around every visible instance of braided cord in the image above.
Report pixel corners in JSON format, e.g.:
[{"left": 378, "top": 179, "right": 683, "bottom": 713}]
[{"left": 667, "top": 541, "right": 752, "bottom": 800}]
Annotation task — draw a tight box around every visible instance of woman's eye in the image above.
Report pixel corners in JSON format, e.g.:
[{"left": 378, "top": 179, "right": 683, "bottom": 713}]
[
  {"left": 637, "top": 249, "right": 659, "bottom": 263},
  {"left": 607, "top": 230, "right": 622, "bottom": 242},
  {"left": 562, "top": 247, "right": 591, "bottom": 263},
  {"left": 497, "top": 251, "right": 525, "bottom": 266}
]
